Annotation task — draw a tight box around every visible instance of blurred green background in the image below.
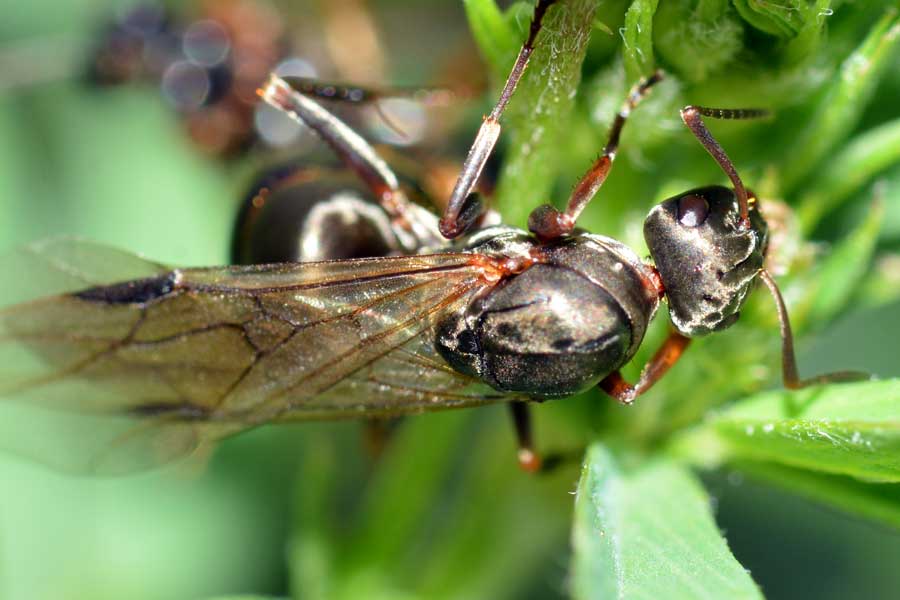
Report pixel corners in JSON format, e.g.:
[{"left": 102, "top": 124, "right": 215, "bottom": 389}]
[{"left": 1, "top": 1, "right": 900, "bottom": 599}]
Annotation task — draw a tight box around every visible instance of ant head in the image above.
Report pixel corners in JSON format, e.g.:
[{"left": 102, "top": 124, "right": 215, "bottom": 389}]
[{"left": 643, "top": 185, "right": 768, "bottom": 337}]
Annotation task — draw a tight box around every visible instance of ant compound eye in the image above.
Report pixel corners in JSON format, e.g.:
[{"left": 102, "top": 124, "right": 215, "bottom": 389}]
[{"left": 677, "top": 194, "right": 709, "bottom": 227}]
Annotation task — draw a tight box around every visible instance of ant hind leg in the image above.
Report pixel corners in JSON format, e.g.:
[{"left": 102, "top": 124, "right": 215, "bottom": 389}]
[
  {"left": 259, "top": 75, "right": 442, "bottom": 251},
  {"left": 509, "top": 401, "right": 542, "bottom": 473},
  {"left": 508, "top": 401, "right": 590, "bottom": 474}
]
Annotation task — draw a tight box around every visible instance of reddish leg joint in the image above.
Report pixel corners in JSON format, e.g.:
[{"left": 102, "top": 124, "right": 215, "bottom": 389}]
[{"left": 600, "top": 331, "right": 691, "bottom": 404}]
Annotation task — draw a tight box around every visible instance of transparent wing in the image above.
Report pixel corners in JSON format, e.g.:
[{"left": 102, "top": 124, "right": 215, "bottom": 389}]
[
  {"left": 285, "top": 325, "right": 508, "bottom": 420},
  {"left": 0, "top": 240, "right": 502, "bottom": 474},
  {"left": 0, "top": 237, "right": 170, "bottom": 305}
]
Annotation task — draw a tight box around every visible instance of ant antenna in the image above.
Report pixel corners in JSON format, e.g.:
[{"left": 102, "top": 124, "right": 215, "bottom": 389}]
[
  {"left": 373, "top": 100, "right": 410, "bottom": 141},
  {"left": 680, "top": 106, "right": 768, "bottom": 228}
]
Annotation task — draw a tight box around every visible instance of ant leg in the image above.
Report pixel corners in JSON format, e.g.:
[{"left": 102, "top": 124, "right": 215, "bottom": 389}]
[
  {"left": 529, "top": 71, "right": 664, "bottom": 241},
  {"left": 281, "top": 77, "right": 460, "bottom": 140},
  {"left": 680, "top": 106, "right": 768, "bottom": 228},
  {"left": 259, "top": 75, "right": 441, "bottom": 251},
  {"left": 509, "top": 401, "right": 542, "bottom": 472},
  {"left": 440, "top": 0, "right": 558, "bottom": 239},
  {"left": 758, "top": 269, "right": 869, "bottom": 389},
  {"left": 507, "top": 401, "right": 581, "bottom": 474},
  {"left": 599, "top": 331, "right": 691, "bottom": 404},
  {"left": 363, "top": 418, "right": 399, "bottom": 461}
]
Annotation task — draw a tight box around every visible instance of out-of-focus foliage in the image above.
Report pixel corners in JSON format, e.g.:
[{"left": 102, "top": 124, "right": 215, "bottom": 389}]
[{"left": 1, "top": 1, "right": 900, "bottom": 599}]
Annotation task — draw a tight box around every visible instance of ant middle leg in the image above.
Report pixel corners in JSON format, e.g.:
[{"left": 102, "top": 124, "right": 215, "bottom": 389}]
[
  {"left": 509, "top": 401, "right": 541, "bottom": 472},
  {"left": 507, "top": 401, "right": 582, "bottom": 474},
  {"left": 529, "top": 70, "right": 664, "bottom": 241}
]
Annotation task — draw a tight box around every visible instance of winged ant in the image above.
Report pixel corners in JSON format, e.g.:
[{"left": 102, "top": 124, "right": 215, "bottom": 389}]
[{"left": 0, "top": 0, "right": 862, "bottom": 474}]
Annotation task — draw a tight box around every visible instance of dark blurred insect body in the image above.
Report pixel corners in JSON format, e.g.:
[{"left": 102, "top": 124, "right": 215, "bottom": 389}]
[
  {"left": 0, "top": 0, "right": 860, "bottom": 475},
  {"left": 88, "top": 0, "right": 289, "bottom": 157},
  {"left": 86, "top": 1, "right": 463, "bottom": 159}
]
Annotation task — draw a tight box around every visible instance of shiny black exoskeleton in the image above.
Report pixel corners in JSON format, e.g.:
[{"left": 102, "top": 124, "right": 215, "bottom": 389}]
[
  {"left": 232, "top": 165, "right": 407, "bottom": 264},
  {"left": 230, "top": 161, "right": 443, "bottom": 265},
  {"left": 251, "top": 71, "right": 773, "bottom": 403},
  {"left": 434, "top": 184, "right": 767, "bottom": 399},
  {"left": 234, "top": 169, "right": 767, "bottom": 401},
  {"left": 233, "top": 178, "right": 767, "bottom": 402},
  {"left": 435, "top": 228, "right": 660, "bottom": 397},
  {"left": 645, "top": 185, "right": 768, "bottom": 336}
]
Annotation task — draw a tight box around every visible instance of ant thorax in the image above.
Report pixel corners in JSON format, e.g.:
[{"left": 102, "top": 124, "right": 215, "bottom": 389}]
[{"left": 436, "top": 227, "right": 660, "bottom": 398}]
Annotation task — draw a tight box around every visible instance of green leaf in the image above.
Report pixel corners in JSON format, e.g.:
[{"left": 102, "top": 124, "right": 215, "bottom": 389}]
[
  {"left": 493, "top": 0, "right": 598, "bottom": 227},
  {"left": 653, "top": 0, "right": 743, "bottom": 82},
  {"left": 790, "top": 198, "right": 884, "bottom": 331},
  {"left": 622, "top": 0, "right": 659, "bottom": 83},
  {"left": 853, "top": 254, "right": 900, "bottom": 308},
  {"left": 288, "top": 429, "right": 346, "bottom": 600},
  {"left": 782, "top": 0, "right": 832, "bottom": 65},
  {"left": 571, "top": 444, "right": 762, "bottom": 600},
  {"left": 781, "top": 8, "right": 900, "bottom": 192},
  {"left": 797, "top": 117, "right": 900, "bottom": 232},
  {"left": 203, "top": 596, "right": 287, "bottom": 600},
  {"left": 732, "top": 0, "right": 828, "bottom": 39},
  {"left": 705, "top": 380, "right": 900, "bottom": 482},
  {"left": 734, "top": 461, "right": 900, "bottom": 530},
  {"left": 289, "top": 533, "right": 334, "bottom": 600},
  {"left": 341, "top": 411, "right": 472, "bottom": 572},
  {"left": 463, "top": 0, "right": 519, "bottom": 78},
  {"left": 413, "top": 412, "right": 575, "bottom": 600}
]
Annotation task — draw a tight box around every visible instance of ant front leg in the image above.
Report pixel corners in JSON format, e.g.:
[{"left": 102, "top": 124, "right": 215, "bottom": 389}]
[
  {"left": 599, "top": 331, "right": 691, "bottom": 404},
  {"left": 529, "top": 71, "right": 663, "bottom": 241},
  {"left": 259, "top": 75, "right": 441, "bottom": 251},
  {"left": 758, "top": 269, "right": 869, "bottom": 389}
]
